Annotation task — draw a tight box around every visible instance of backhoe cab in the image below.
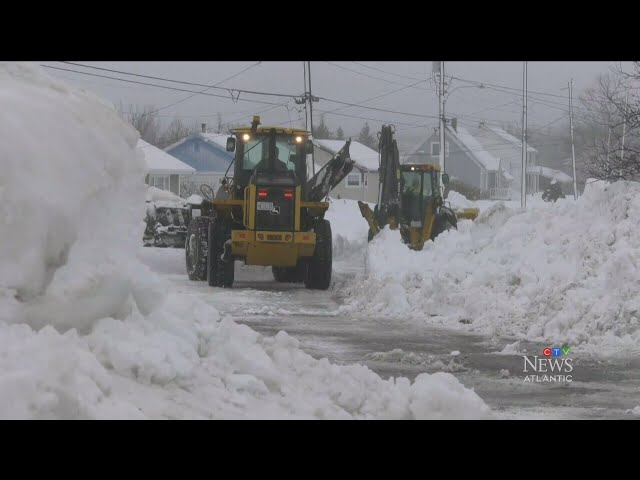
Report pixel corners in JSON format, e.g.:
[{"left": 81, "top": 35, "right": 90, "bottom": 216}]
[{"left": 184, "top": 115, "right": 354, "bottom": 289}]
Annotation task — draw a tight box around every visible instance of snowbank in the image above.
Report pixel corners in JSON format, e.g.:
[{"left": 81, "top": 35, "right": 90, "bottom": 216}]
[
  {"left": 326, "top": 198, "right": 371, "bottom": 257},
  {"left": 0, "top": 63, "right": 490, "bottom": 419},
  {"left": 145, "top": 185, "right": 184, "bottom": 203},
  {"left": 344, "top": 181, "right": 640, "bottom": 358}
]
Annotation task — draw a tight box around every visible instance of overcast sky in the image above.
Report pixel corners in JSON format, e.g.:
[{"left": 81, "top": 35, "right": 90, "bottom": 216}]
[{"left": 42, "top": 61, "right": 627, "bottom": 146}]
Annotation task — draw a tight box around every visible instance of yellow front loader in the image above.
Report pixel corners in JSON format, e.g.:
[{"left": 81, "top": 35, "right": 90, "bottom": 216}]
[{"left": 184, "top": 116, "right": 354, "bottom": 289}]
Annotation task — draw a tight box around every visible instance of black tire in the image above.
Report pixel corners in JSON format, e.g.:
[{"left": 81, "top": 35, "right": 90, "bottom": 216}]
[
  {"left": 207, "top": 219, "right": 235, "bottom": 288},
  {"left": 272, "top": 264, "right": 307, "bottom": 283},
  {"left": 185, "top": 217, "right": 211, "bottom": 281},
  {"left": 305, "top": 220, "right": 332, "bottom": 290}
]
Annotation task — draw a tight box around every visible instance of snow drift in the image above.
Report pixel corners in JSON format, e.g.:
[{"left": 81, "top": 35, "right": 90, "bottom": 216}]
[
  {"left": 0, "top": 63, "right": 490, "bottom": 419},
  {"left": 326, "top": 198, "right": 371, "bottom": 258},
  {"left": 343, "top": 185, "right": 640, "bottom": 357}
]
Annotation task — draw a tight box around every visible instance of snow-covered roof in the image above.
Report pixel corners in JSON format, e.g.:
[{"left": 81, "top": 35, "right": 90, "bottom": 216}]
[
  {"left": 527, "top": 165, "right": 573, "bottom": 183},
  {"left": 314, "top": 139, "right": 379, "bottom": 171},
  {"left": 485, "top": 125, "right": 537, "bottom": 153},
  {"left": 448, "top": 125, "right": 501, "bottom": 171},
  {"left": 138, "top": 139, "right": 195, "bottom": 175},
  {"left": 163, "top": 132, "right": 230, "bottom": 153},
  {"left": 200, "top": 133, "right": 230, "bottom": 150}
]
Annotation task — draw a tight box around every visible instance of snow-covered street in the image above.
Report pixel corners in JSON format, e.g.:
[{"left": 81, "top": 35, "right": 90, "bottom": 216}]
[
  {"left": 3, "top": 62, "right": 640, "bottom": 420},
  {"left": 138, "top": 247, "right": 640, "bottom": 419}
]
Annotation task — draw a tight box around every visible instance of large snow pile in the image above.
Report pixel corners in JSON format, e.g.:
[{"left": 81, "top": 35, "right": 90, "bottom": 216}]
[
  {"left": 0, "top": 63, "right": 491, "bottom": 419},
  {"left": 325, "top": 198, "right": 371, "bottom": 257},
  {"left": 344, "top": 181, "right": 640, "bottom": 358}
]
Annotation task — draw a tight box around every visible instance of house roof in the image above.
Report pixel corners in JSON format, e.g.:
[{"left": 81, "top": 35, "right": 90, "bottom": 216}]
[
  {"left": 527, "top": 165, "right": 573, "bottom": 183},
  {"left": 484, "top": 125, "right": 537, "bottom": 153},
  {"left": 163, "top": 132, "right": 230, "bottom": 152},
  {"left": 138, "top": 139, "right": 195, "bottom": 175},
  {"left": 164, "top": 132, "right": 234, "bottom": 173},
  {"left": 447, "top": 125, "right": 501, "bottom": 171},
  {"left": 313, "top": 139, "right": 378, "bottom": 171}
]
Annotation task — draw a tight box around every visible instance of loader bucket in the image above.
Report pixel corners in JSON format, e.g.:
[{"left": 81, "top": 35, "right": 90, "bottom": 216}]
[{"left": 454, "top": 208, "right": 480, "bottom": 221}]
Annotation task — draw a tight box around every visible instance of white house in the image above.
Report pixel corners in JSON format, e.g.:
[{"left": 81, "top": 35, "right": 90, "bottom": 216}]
[
  {"left": 474, "top": 122, "right": 540, "bottom": 198},
  {"left": 139, "top": 139, "right": 195, "bottom": 196},
  {"left": 313, "top": 139, "right": 379, "bottom": 203}
]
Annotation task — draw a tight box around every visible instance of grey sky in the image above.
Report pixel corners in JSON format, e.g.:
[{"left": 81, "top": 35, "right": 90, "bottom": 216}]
[{"left": 43, "top": 61, "right": 625, "bottom": 146}]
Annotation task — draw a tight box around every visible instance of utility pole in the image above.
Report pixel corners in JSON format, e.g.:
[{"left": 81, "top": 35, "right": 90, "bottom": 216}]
[
  {"left": 521, "top": 61, "right": 528, "bottom": 208},
  {"left": 621, "top": 92, "right": 629, "bottom": 161},
  {"left": 569, "top": 79, "right": 578, "bottom": 200},
  {"left": 307, "top": 61, "right": 316, "bottom": 176},
  {"left": 303, "top": 62, "right": 308, "bottom": 130},
  {"left": 439, "top": 61, "right": 446, "bottom": 172}
]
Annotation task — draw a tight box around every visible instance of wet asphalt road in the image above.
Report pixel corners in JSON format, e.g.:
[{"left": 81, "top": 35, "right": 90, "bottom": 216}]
[{"left": 140, "top": 248, "right": 640, "bottom": 419}]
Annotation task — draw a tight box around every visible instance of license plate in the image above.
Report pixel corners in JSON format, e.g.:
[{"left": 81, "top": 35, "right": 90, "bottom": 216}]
[
  {"left": 257, "top": 202, "right": 274, "bottom": 211},
  {"left": 410, "top": 220, "right": 422, "bottom": 227}
]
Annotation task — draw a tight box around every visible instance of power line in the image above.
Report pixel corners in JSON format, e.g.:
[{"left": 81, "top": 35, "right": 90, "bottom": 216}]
[
  {"left": 317, "top": 95, "right": 439, "bottom": 119},
  {"left": 41, "top": 65, "right": 287, "bottom": 107},
  {"left": 313, "top": 108, "right": 433, "bottom": 129},
  {"left": 324, "top": 61, "right": 434, "bottom": 92},
  {"left": 450, "top": 74, "right": 576, "bottom": 100},
  {"left": 58, "top": 61, "right": 300, "bottom": 99},
  {"left": 318, "top": 78, "right": 428, "bottom": 118},
  {"left": 137, "top": 61, "right": 263, "bottom": 117},
  {"left": 351, "top": 62, "right": 426, "bottom": 82}
]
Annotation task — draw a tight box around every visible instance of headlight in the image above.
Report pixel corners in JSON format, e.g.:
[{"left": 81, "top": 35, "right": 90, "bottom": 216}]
[{"left": 242, "top": 133, "right": 250, "bottom": 141}]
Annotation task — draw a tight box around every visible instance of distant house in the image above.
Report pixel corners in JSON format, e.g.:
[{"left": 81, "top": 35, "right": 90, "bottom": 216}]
[
  {"left": 475, "top": 122, "right": 540, "bottom": 197},
  {"left": 530, "top": 164, "right": 574, "bottom": 194},
  {"left": 139, "top": 139, "right": 195, "bottom": 196},
  {"left": 409, "top": 123, "right": 513, "bottom": 199},
  {"left": 164, "top": 131, "right": 234, "bottom": 193},
  {"left": 313, "top": 139, "right": 379, "bottom": 203}
]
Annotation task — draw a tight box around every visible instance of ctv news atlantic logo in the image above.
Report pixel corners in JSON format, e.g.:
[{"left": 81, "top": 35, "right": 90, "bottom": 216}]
[{"left": 523, "top": 347, "right": 573, "bottom": 383}]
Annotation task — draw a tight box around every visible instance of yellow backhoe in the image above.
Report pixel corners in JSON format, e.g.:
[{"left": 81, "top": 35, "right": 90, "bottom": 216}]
[{"left": 358, "top": 125, "right": 479, "bottom": 250}]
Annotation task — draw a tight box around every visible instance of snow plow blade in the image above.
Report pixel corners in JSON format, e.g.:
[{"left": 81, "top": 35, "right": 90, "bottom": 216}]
[{"left": 454, "top": 208, "right": 480, "bottom": 221}]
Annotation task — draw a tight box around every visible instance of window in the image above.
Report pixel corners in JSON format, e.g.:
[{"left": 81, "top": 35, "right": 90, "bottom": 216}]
[
  {"left": 239, "top": 133, "right": 299, "bottom": 173},
  {"left": 346, "top": 173, "right": 362, "bottom": 187},
  {"left": 430, "top": 142, "right": 450, "bottom": 157},
  {"left": 363, "top": 173, "right": 368, "bottom": 186},
  {"left": 149, "top": 175, "right": 170, "bottom": 190}
]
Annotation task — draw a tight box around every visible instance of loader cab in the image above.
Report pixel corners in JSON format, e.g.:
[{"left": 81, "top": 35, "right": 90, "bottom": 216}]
[
  {"left": 227, "top": 121, "right": 312, "bottom": 198},
  {"left": 399, "top": 164, "right": 443, "bottom": 227}
]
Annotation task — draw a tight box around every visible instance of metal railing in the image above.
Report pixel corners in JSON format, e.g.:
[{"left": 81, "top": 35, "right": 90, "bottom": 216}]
[{"left": 490, "top": 187, "right": 511, "bottom": 200}]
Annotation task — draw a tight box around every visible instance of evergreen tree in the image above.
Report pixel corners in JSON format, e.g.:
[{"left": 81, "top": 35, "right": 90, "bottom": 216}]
[
  {"left": 313, "top": 115, "right": 332, "bottom": 139},
  {"left": 357, "top": 122, "right": 376, "bottom": 149}
]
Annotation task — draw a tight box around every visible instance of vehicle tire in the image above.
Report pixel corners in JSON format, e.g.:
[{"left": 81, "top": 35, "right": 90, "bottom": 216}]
[
  {"left": 185, "top": 217, "right": 211, "bottom": 281},
  {"left": 272, "top": 264, "right": 307, "bottom": 283},
  {"left": 207, "top": 219, "right": 234, "bottom": 288},
  {"left": 305, "top": 220, "right": 332, "bottom": 290}
]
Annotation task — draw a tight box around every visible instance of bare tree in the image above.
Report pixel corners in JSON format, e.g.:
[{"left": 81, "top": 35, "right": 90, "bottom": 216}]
[
  {"left": 158, "top": 118, "right": 200, "bottom": 149},
  {"left": 578, "top": 72, "right": 640, "bottom": 181},
  {"left": 120, "top": 104, "right": 163, "bottom": 146}
]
